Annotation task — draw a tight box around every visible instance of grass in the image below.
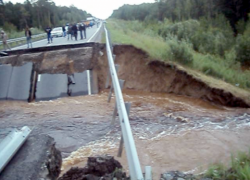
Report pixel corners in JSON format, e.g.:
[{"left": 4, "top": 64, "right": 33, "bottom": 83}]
[
  {"left": 106, "top": 19, "right": 250, "bottom": 97},
  {"left": 203, "top": 150, "right": 250, "bottom": 180},
  {"left": 106, "top": 20, "right": 170, "bottom": 60}
]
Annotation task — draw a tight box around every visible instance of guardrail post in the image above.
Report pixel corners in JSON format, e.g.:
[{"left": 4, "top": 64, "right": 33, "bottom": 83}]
[
  {"left": 107, "top": 64, "right": 119, "bottom": 102},
  {"left": 145, "top": 166, "right": 152, "bottom": 180},
  {"left": 117, "top": 102, "right": 131, "bottom": 157},
  {"left": 111, "top": 79, "right": 125, "bottom": 125},
  {"left": 105, "top": 55, "right": 116, "bottom": 89}
]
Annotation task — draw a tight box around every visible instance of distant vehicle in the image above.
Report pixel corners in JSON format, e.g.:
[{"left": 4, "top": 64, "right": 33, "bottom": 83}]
[
  {"left": 51, "top": 27, "right": 63, "bottom": 37},
  {"left": 87, "top": 17, "right": 94, "bottom": 21}
]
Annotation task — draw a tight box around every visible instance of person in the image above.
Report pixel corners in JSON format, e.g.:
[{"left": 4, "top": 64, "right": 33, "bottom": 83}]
[
  {"left": 89, "top": 21, "right": 93, "bottom": 28},
  {"left": 25, "top": 27, "right": 32, "bottom": 48},
  {"left": 45, "top": 26, "right": 52, "bottom": 43},
  {"left": 79, "top": 24, "right": 83, "bottom": 40},
  {"left": 71, "top": 23, "right": 78, "bottom": 41},
  {"left": 82, "top": 23, "right": 86, "bottom": 39},
  {"left": 67, "top": 24, "right": 73, "bottom": 40},
  {"left": 62, "top": 26, "right": 66, "bottom": 37},
  {"left": 1, "top": 30, "right": 11, "bottom": 51}
]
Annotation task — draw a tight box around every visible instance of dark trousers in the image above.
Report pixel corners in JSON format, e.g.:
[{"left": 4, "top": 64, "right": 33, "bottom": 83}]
[
  {"left": 74, "top": 31, "right": 77, "bottom": 40},
  {"left": 80, "top": 30, "right": 83, "bottom": 39},
  {"left": 47, "top": 34, "right": 52, "bottom": 43},
  {"left": 83, "top": 30, "right": 86, "bottom": 38}
]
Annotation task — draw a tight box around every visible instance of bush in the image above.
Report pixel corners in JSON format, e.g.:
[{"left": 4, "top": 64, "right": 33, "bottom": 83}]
[
  {"left": 2, "top": 22, "right": 17, "bottom": 32},
  {"left": 235, "top": 35, "right": 250, "bottom": 65},
  {"left": 158, "top": 19, "right": 200, "bottom": 40},
  {"left": 191, "top": 28, "right": 233, "bottom": 56},
  {"left": 167, "top": 36, "right": 193, "bottom": 65}
]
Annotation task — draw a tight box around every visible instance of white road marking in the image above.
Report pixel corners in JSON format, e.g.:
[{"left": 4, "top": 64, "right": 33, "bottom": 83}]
[
  {"left": 87, "top": 23, "right": 102, "bottom": 42},
  {"left": 87, "top": 70, "right": 91, "bottom": 95},
  {"left": 38, "top": 74, "right": 41, "bottom": 82}
]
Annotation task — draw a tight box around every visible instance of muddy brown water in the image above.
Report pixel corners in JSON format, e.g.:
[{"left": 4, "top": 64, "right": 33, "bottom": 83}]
[{"left": 0, "top": 90, "right": 250, "bottom": 179}]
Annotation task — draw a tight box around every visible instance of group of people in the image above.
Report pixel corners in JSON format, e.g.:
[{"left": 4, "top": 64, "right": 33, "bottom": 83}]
[
  {"left": 1, "top": 27, "right": 32, "bottom": 51},
  {"left": 66, "top": 23, "right": 87, "bottom": 41},
  {"left": 1, "top": 21, "right": 92, "bottom": 51}
]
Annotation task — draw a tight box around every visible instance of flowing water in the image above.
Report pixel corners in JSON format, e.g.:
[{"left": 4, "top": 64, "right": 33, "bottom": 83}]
[{"left": 0, "top": 90, "right": 250, "bottom": 179}]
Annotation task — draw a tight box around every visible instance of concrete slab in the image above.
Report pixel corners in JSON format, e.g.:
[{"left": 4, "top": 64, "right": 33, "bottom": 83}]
[
  {"left": 0, "top": 64, "right": 12, "bottom": 100},
  {"left": 68, "top": 72, "right": 88, "bottom": 96},
  {"left": 36, "top": 74, "right": 68, "bottom": 101},
  {"left": 7, "top": 62, "right": 33, "bottom": 101},
  {"left": 90, "top": 70, "right": 99, "bottom": 94},
  {"left": 0, "top": 133, "right": 62, "bottom": 180}
]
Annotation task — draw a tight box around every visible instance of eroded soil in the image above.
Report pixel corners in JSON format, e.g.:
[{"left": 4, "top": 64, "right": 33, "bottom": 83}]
[{"left": 95, "top": 45, "right": 250, "bottom": 108}]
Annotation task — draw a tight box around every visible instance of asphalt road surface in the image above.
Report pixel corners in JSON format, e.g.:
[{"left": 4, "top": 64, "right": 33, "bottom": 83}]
[{"left": 12, "top": 23, "right": 103, "bottom": 50}]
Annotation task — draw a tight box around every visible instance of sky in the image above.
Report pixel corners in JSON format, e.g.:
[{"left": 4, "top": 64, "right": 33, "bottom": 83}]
[{"left": 8, "top": 0, "right": 155, "bottom": 19}]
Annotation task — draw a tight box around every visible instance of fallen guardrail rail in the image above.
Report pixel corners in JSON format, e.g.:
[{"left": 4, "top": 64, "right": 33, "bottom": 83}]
[
  {"left": 0, "top": 126, "right": 31, "bottom": 173},
  {"left": 104, "top": 25, "right": 151, "bottom": 180},
  {"left": 0, "top": 33, "right": 46, "bottom": 46}
]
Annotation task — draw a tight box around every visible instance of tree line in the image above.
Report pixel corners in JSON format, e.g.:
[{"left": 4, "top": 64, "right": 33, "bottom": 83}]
[
  {"left": 110, "top": 0, "right": 250, "bottom": 35},
  {"left": 0, "top": 0, "right": 91, "bottom": 31}
]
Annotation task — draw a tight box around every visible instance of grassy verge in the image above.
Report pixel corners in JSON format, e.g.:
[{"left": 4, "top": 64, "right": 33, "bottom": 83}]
[
  {"left": 202, "top": 150, "right": 250, "bottom": 180},
  {"left": 106, "top": 19, "right": 250, "bottom": 92}
]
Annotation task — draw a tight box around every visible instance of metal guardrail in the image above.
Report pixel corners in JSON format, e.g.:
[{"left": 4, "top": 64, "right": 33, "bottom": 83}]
[
  {"left": 0, "top": 126, "right": 31, "bottom": 173},
  {"left": 104, "top": 26, "right": 144, "bottom": 180},
  {"left": 0, "top": 33, "right": 46, "bottom": 46}
]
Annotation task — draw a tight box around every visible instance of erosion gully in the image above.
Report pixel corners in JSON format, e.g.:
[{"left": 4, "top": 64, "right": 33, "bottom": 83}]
[{"left": 0, "top": 89, "right": 250, "bottom": 179}]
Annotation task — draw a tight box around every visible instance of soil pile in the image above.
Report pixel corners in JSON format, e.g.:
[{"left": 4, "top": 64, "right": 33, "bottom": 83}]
[{"left": 59, "top": 155, "right": 127, "bottom": 180}]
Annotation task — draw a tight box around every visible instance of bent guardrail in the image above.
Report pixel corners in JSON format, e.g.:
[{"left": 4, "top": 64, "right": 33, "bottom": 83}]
[
  {"left": 0, "top": 126, "right": 31, "bottom": 173},
  {"left": 104, "top": 25, "right": 144, "bottom": 180}
]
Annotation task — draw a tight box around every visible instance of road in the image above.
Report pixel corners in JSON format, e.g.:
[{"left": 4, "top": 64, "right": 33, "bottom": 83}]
[{"left": 12, "top": 23, "right": 103, "bottom": 50}]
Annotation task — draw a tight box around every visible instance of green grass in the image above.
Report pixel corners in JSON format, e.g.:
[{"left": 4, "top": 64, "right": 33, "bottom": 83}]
[
  {"left": 106, "top": 19, "right": 250, "bottom": 90},
  {"left": 203, "top": 150, "right": 250, "bottom": 180}
]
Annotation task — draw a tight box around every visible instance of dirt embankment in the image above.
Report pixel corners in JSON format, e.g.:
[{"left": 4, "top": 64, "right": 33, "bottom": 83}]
[{"left": 95, "top": 44, "right": 250, "bottom": 108}]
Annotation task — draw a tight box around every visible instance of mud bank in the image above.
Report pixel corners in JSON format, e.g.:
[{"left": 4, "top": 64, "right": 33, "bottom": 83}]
[{"left": 96, "top": 44, "right": 250, "bottom": 108}]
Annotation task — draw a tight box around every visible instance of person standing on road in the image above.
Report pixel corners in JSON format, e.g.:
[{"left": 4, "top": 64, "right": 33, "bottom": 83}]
[
  {"left": 45, "top": 26, "right": 52, "bottom": 44},
  {"left": 79, "top": 24, "right": 83, "bottom": 40},
  {"left": 71, "top": 23, "right": 78, "bottom": 41},
  {"left": 67, "top": 24, "right": 73, "bottom": 40},
  {"left": 1, "top": 30, "right": 11, "bottom": 51},
  {"left": 25, "top": 27, "right": 32, "bottom": 48},
  {"left": 82, "top": 23, "right": 86, "bottom": 39},
  {"left": 62, "top": 26, "right": 66, "bottom": 37}
]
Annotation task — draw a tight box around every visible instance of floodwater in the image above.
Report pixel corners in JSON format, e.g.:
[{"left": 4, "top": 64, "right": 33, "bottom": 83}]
[{"left": 0, "top": 90, "right": 250, "bottom": 179}]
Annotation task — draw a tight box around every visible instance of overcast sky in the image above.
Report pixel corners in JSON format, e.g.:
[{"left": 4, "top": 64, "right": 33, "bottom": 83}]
[{"left": 8, "top": 0, "right": 155, "bottom": 19}]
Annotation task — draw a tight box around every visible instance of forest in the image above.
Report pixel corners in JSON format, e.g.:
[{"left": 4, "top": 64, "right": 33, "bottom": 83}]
[
  {"left": 108, "top": 0, "right": 250, "bottom": 89},
  {"left": 111, "top": 0, "right": 250, "bottom": 35},
  {"left": 0, "top": 0, "right": 91, "bottom": 31}
]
